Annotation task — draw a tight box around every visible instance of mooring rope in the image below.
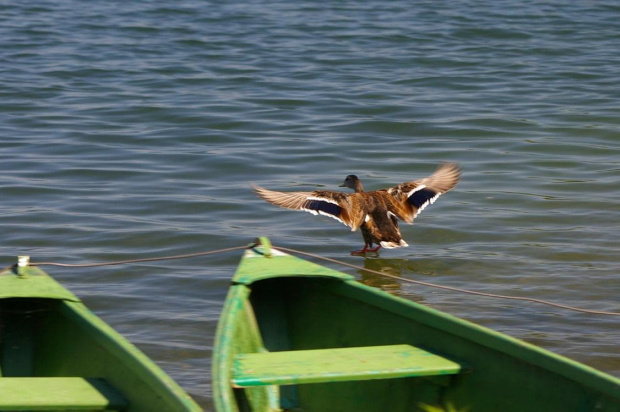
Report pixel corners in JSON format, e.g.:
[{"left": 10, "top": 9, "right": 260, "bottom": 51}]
[
  {"left": 29, "top": 245, "right": 248, "bottom": 268},
  {"left": 4, "top": 240, "right": 618, "bottom": 316},
  {"left": 276, "top": 246, "right": 620, "bottom": 317}
]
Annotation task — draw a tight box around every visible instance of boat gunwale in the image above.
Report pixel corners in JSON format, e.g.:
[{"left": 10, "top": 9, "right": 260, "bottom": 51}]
[
  {"left": 320, "top": 276, "right": 620, "bottom": 398},
  {"left": 58, "top": 299, "right": 203, "bottom": 411},
  {"left": 212, "top": 284, "right": 250, "bottom": 411},
  {"left": 0, "top": 266, "right": 80, "bottom": 302}
]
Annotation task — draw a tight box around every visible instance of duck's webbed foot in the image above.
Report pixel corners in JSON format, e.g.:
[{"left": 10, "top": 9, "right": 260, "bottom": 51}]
[{"left": 350, "top": 244, "right": 382, "bottom": 256}]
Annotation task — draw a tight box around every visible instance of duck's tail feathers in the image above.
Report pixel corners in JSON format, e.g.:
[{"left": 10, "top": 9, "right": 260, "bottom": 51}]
[{"left": 380, "top": 239, "right": 409, "bottom": 249}]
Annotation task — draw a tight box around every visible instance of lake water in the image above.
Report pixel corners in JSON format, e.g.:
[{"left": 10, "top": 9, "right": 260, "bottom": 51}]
[{"left": 1, "top": 1, "right": 619, "bottom": 409}]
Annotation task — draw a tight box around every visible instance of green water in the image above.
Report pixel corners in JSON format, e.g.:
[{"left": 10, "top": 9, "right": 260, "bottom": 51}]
[{"left": 1, "top": 1, "right": 619, "bottom": 408}]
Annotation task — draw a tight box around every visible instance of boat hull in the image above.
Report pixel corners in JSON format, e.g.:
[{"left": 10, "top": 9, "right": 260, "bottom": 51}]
[
  {"left": 213, "top": 245, "right": 620, "bottom": 412},
  {"left": 0, "top": 265, "right": 201, "bottom": 411}
]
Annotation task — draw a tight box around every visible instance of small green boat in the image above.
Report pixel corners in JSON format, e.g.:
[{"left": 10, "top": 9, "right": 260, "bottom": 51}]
[
  {"left": 213, "top": 239, "right": 620, "bottom": 412},
  {"left": 0, "top": 259, "right": 202, "bottom": 411}
]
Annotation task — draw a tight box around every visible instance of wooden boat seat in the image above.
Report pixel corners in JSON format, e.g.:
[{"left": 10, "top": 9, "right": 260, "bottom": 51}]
[
  {"left": 0, "top": 377, "right": 128, "bottom": 411},
  {"left": 232, "top": 344, "right": 464, "bottom": 387}
]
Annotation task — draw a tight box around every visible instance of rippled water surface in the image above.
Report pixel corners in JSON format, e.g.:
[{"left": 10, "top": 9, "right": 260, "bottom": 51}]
[{"left": 2, "top": 1, "right": 619, "bottom": 409}]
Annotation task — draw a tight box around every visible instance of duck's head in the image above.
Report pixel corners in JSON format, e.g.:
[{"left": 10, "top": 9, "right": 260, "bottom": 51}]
[{"left": 339, "top": 175, "right": 363, "bottom": 192}]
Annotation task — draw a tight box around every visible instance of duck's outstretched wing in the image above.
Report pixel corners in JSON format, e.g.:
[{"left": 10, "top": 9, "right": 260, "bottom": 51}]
[
  {"left": 253, "top": 186, "right": 366, "bottom": 230},
  {"left": 385, "top": 163, "right": 461, "bottom": 223}
]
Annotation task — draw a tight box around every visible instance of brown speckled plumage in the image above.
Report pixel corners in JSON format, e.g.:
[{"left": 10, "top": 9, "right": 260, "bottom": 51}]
[{"left": 253, "top": 163, "right": 461, "bottom": 254}]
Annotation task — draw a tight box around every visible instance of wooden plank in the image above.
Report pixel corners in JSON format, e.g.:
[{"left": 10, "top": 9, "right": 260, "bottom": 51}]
[
  {"left": 0, "top": 377, "right": 127, "bottom": 410},
  {"left": 232, "top": 344, "right": 463, "bottom": 387}
]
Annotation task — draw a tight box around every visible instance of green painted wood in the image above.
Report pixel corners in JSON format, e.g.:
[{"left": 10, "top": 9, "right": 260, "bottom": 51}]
[
  {"left": 213, "top": 241, "right": 620, "bottom": 412},
  {"left": 0, "top": 268, "right": 202, "bottom": 411},
  {"left": 212, "top": 284, "right": 280, "bottom": 412},
  {"left": 0, "top": 377, "right": 127, "bottom": 410},
  {"left": 0, "top": 267, "right": 79, "bottom": 301},
  {"left": 53, "top": 300, "right": 203, "bottom": 411},
  {"left": 232, "top": 344, "right": 463, "bottom": 387},
  {"left": 318, "top": 277, "right": 620, "bottom": 400},
  {"left": 232, "top": 248, "right": 353, "bottom": 285}
]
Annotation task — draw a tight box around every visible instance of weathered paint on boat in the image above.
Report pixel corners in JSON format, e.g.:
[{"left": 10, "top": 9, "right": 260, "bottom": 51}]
[
  {"left": 0, "top": 264, "right": 202, "bottom": 411},
  {"left": 213, "top": 240, "right": 620, "bottom": 412}
]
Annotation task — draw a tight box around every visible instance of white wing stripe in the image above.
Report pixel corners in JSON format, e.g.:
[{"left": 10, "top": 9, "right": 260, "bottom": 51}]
[
  {"left": 307, "top": 195, "right": 340, "bottom": 205},
  {"left": 406, "top": 184, "right": 427, "bottom": 198},
  {"left": 300, "top": 207, "right": 347, "bottom": 225},
  {"left": 413, "top": 192, "right": 442, "bottom": 217}
]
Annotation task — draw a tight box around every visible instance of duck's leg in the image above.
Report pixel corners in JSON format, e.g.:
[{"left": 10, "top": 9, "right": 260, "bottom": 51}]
[
  {"left": 350, "top": 244, "right": 381, "bottom": 255},
  {"left": 350, "top": 245, "right": 369, "bottom": 255},
  {"left": 367, "top": 244, "right": 382, "bottom": 252},
  {"left": 352, "top": 225, "right": 381, "bottom": 255}
]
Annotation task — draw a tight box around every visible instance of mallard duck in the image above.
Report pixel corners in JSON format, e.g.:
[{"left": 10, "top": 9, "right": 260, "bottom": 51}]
[{"left": 253, "top": 163, "right": 461, "bottom": 254}]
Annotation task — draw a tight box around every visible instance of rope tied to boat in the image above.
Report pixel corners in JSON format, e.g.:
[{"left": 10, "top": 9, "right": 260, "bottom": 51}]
[
  {"left": 275, "top": 246, "right": 620, "bottom": 317},
  {"left": 23, "top": 245, "right": 249, "bottom": 268},
  {"left": 5, "top": 240, "right": 619, "bottom": 317}
]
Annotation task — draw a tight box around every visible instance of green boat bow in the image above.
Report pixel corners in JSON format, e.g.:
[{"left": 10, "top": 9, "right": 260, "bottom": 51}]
[
  {"left": 0, "top": 263, "right": 201, "bottom": 411},
  {"left": 213, "top": 240, "right": 620, "bottom": 412}
]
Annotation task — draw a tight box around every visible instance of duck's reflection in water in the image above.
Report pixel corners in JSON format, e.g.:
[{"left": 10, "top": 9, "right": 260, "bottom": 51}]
[{"left": 356, "top": 257, "right": 427, "bottom": 304}]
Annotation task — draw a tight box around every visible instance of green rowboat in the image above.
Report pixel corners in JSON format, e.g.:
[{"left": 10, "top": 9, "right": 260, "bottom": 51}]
[
  {"left": 213, "top": 240, "right": 620, "bottom": 412},
  {"left": 0, "top": 261, "right": 201, "bottom": 411}
]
